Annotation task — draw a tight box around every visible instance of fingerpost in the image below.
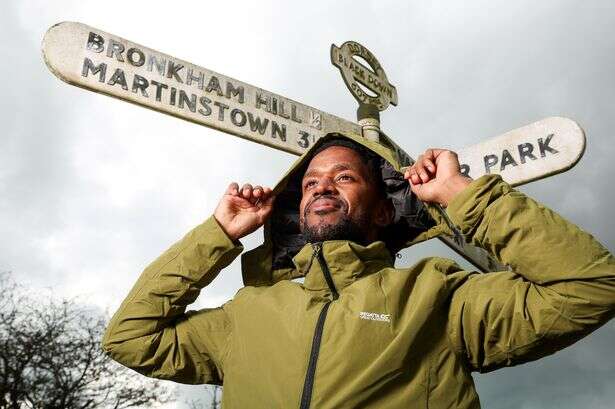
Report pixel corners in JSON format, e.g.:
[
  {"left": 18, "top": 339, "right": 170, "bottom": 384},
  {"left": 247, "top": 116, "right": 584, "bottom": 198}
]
[{"left": 42, "top": 22, "right": 586, "bottom": 272}]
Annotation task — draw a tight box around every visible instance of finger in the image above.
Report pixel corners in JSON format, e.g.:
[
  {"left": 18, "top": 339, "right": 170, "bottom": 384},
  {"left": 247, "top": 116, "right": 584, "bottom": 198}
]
[
  {"left": 241, "top": 183, "right": 253, "bottom": 200},
  {"left": 409, "top": 166, "right": 421, "bottom": 185},
  {"left": 409, "top": 178, "right": 432, "bottom": 203},
  {"left": 404, "top": 169, "right": 412, "bottom": 181},
  {"left": 413, "top": 155, "right": 424, "bottom": 175},
  {"left": 414, "top": 155, "right": 430, "bottom": 183},
  {"left": 425, "top": 148, "right": 447, "bottom": 157},
  {"left": 259, "top": 194, "right": 276, "bottom": 216},
  {"left": 226, "top": 182, "right": 239, "bottom": 195},
  {"left": 259, "top": 187, "right": 273, "bottom": 202},
  {"left": 420, "top": 150, "right": 437, "bottom": 172},
  {"left": 253, "top": 185, "right": 263, "bottom": 198},
  {"left": 251, "top": 186, "right": 265, "bottom": 206},
  {"left": 255, "top": 187, "right": 274, "bottom": 207},
  {"left": 422, "top": 157, "right": 436, "bottom": 174},
  {"left": 427, "top": 148, "right": 451, "bottom": 164}
]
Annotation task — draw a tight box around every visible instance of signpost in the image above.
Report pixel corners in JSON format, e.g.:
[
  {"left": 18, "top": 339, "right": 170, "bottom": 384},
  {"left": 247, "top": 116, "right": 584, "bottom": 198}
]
[
  {"left": 42, "top": 22, "right": 586, "bottom": 272},
  {"left": 455, "top": 117, "right": 585, "bottom": 186},
  {"left": 42, "top": 22, "right": 357, "bottom": 155}
]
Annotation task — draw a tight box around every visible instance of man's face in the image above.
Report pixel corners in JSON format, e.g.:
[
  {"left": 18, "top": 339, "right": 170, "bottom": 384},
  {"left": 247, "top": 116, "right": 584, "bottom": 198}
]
[{"left": 299, "top": 146, "right": 389, "bottom": 244}]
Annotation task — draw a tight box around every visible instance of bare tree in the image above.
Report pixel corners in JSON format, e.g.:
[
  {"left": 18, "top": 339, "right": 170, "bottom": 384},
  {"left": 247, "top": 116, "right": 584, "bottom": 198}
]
[{"left": 0, "top": 272, "right": 175, "bottom": 409}]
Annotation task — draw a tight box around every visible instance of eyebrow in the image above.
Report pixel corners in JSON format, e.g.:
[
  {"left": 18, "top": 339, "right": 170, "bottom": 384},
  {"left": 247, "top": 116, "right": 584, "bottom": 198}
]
[{"left": 303, "top": 163, "right": 355, "bottom": 180}]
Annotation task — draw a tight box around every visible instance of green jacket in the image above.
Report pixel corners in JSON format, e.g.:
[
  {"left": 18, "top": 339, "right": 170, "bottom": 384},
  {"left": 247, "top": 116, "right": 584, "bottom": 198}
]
[{"left": 103, "top": 133, "right": 615, "bottom": 409}]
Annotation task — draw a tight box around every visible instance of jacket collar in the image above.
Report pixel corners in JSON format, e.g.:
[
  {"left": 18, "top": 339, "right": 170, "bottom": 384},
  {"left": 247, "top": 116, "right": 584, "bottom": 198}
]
[{"left": 292, "top": 240, "right": 394, "bottom": 294}]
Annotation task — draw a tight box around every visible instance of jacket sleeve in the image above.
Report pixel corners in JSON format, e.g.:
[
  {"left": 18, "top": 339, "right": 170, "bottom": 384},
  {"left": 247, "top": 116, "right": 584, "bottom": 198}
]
[
  {"left": 102, "top": 216, "right": 243, "bottom": 384},
  {"left": 445, "top": 175, "right": 615, "bottom": 373}
]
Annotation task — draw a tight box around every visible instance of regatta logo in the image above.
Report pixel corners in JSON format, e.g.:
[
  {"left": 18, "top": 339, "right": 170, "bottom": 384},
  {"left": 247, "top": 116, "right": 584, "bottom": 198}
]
[{"left": 359, "top": 311, "right": 391, "bottom": 323}]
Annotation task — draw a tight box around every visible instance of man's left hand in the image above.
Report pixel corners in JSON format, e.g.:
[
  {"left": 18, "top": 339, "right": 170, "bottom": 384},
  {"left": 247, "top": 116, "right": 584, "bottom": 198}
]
[{"left": 404, "top": 148, "right": 472, "bottom": 208}]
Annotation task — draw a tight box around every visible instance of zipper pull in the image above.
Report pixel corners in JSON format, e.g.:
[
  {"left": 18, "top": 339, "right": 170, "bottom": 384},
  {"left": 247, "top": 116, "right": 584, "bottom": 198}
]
[
  {"left": 305, "top": 242, "right": 322, "bottom": 275},
  {"left": 312, "top": 242, "right": 339, "bottom": 300}
]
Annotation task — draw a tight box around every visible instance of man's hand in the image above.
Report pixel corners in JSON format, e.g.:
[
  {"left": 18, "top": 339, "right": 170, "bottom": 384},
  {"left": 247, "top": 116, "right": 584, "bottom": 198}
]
[
  {"left": 214, "top": 183, "right": 275, "bottom": 241},
  {"left": 404, "top": 149, "right": 472, "bottom": 207}
]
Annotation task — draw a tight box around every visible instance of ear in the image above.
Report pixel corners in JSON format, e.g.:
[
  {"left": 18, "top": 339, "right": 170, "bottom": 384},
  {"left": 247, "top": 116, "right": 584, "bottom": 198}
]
[{"left": 374, "top": 198, "right": 395, "bottom": 228}]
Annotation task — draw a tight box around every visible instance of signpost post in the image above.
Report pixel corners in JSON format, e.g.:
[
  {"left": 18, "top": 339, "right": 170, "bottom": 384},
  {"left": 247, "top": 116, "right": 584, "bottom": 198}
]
[{"left": 42, "top": 22, "right": 586, "bottom": 272}]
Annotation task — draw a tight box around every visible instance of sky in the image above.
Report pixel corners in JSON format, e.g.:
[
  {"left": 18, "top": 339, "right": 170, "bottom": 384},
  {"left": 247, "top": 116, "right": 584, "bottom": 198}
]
[{"left": 1, "top": 0, "right": 614, "bottom": 407}]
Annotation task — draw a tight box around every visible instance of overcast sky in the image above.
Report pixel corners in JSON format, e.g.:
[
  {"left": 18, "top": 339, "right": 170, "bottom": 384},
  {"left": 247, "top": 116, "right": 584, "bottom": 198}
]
[{"left": 1, "top": 0, "right": 614, "bottom": 407}]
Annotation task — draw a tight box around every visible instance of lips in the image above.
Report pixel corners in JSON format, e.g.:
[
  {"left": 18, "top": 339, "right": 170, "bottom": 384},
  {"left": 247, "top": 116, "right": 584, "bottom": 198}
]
[{"left": 308, "top": 197, "right": 343, "bottom": 214}]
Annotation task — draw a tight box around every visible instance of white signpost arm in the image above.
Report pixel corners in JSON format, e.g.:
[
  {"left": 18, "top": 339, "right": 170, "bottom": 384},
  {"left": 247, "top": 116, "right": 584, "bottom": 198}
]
[
  {"left": 455, "top": 117, "right": 585, "bottom": 187},
  {"left": 43, "top": 22, "right": 359, "bottom": 155}
]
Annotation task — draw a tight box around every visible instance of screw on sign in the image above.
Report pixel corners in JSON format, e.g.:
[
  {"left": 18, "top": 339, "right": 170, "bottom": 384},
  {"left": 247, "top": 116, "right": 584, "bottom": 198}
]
[{"left": 42, "top": 22, "right": 585, "bottom": 272}]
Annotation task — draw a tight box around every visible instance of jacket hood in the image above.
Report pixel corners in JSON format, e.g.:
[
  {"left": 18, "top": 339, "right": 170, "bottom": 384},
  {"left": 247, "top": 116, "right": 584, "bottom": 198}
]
[{"left": 241, "top": 131, "right": 454, "bottom": 286}]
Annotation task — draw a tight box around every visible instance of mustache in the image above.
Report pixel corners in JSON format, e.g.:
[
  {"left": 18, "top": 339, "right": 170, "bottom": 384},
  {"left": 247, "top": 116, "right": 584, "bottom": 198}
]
[{"left": 304, "top": 194, "right": 348, "bottom": 217}]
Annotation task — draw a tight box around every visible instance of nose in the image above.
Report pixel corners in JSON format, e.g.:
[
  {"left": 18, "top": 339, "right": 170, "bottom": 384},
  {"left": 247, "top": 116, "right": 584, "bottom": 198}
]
[{"left": 313, "top": 177, "right": 337, "bottom": 196}]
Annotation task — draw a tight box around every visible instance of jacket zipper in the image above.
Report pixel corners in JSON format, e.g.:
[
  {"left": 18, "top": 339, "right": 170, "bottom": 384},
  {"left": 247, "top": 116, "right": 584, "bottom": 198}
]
[{"left": 299, "top": 243, "right": 338, "bottom": 409}]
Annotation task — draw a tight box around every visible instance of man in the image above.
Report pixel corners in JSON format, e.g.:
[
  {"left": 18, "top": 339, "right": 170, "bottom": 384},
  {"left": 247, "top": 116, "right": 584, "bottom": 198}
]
[{"left": 103, "top": 132, "right": 615, "bottom": 408}]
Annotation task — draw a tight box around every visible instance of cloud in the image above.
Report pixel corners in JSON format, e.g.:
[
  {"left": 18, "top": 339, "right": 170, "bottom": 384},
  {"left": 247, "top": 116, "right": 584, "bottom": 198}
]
[{"left": 1, "top": 1, "right": 614, "bottom": 408}]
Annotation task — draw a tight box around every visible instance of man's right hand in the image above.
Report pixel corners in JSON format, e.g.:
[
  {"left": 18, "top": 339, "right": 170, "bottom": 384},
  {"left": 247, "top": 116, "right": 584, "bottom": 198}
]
[{"left": 213, "top": 183, "right": 275, "bottom": 241}]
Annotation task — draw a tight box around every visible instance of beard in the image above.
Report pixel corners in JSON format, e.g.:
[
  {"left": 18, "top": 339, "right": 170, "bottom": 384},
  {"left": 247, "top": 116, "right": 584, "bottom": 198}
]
[{"left": 300, "top": 195, "right": 371, "bottom": 245}]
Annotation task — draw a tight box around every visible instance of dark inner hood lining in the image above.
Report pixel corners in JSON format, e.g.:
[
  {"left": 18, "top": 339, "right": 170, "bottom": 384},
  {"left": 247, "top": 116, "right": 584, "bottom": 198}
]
[{"left": 270, "top": 137, "right": 436, "bottom": 270}]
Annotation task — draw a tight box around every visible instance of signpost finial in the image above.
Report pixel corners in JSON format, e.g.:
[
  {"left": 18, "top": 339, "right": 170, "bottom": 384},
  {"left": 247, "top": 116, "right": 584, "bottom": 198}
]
[{"left": 331, "top": 41, "right": 398, "bottom": 142}]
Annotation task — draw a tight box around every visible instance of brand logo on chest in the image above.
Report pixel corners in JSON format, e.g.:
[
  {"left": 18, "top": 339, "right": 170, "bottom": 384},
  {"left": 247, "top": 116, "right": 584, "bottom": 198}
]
[{"left": 359, "top": 311, "right": 391, "bottom": 323}]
